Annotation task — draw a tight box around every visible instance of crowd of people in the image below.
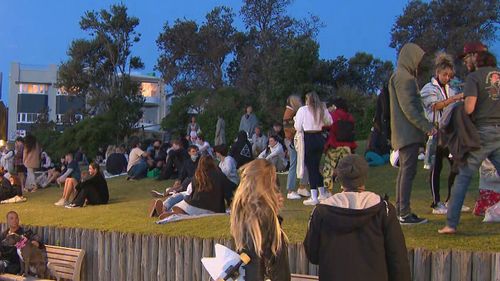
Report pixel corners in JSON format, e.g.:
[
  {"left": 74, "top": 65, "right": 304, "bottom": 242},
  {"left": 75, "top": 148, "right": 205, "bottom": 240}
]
[{"left": 0, "top": 40, "right": 498, "bottom": 279}]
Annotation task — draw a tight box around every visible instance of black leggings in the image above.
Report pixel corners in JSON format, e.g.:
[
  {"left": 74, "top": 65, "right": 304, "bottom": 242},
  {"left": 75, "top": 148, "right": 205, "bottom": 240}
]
[
  {"left": 429, "top": 146, "right": 457, "bottom": 207},
  {"left": 304, "top": 132, "right": 325, "bottom": 190}
]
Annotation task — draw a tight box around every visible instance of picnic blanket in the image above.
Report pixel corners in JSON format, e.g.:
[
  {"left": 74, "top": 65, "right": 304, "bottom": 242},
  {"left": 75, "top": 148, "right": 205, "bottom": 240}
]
[{"left": 156, "top": 213, "right": 228, "bottom": 224}]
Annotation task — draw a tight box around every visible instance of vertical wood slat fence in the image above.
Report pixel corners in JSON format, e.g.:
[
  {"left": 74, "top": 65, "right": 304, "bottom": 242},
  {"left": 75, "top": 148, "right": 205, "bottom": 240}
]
[{"left": 0, "top": 224, "right": 498, "bottom": 281}]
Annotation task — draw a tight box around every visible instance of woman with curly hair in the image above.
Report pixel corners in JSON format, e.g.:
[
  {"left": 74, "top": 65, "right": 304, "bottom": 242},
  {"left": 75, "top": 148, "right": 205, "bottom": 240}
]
[{"left": 230, "top": 159, "right": 290, "bottom": 281}]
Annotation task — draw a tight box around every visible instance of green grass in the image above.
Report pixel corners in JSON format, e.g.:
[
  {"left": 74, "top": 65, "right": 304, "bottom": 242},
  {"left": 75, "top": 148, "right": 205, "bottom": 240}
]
[{"left": 1, "top": 142, "right": 498, "bottom": 252}]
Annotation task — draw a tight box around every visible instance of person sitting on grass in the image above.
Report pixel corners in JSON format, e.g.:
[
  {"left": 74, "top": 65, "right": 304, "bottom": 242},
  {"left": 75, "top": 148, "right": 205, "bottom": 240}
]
[
  {"left": 38, "top": 156, "right": 65, "bottom": 188},
  {"left": 150, "top": 145, "right": 199, "bottom": 199},
  {"left": 126, "top": 138, "right": 148, "bottom": 180},
  {"left": 0, "top": 167, "right": 23, "bottom": 202},
  {"left": 304, "top": 155, "right": 410, "bottom": 281},
  {"left": 105, "top": 147, "right": 128, "bottom": 176},
  {"left": 158, "top": 139, "right": 189, "bottom": 180},
  {"left": 213, "top": 144, "right": 239, "bottom": 185},
  {"left": 258, "top": 136, "right": 287, "bottom": 172},
  {"left": 0, "top": 211, "right": 45, "bottom": 275},
  {"left": 67, "top": 162, "right": 109, "bottom": 208},
  {"left": 230, "top": 159, "right": 290, "bottom": 280},
  {"left": 251, "top": 126, "right": 268, "bottom": 157},
  {"left": 229, "top": 131, "right": 253, "bottom": 169},
  {"left": 195, "top": 134, "right": 213, "bottom": 157},
  {"left": 156, "top": 156, "right": 236, "bottom": 220},
  {"left": 54, "top": 152, "right": 81, "bottom": 206}
]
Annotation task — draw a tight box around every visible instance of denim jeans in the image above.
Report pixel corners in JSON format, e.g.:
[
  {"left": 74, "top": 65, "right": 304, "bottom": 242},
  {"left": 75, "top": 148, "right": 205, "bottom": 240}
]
[
  {"left": 127, "top": 160, "right": 148, "bottom": 179},
  {"left": 447, "top": 125, "right": 500, "bottom": 228},
  {"left": 286, "top": 140, "right": 309, "bottom": 191},
  {"left": 163, "top": 193, "right": 187, "bottom": 211}
]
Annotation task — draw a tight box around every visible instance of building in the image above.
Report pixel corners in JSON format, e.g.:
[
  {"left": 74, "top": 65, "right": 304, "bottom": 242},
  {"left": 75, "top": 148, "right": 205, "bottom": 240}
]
[
  {"left": 0, "top": 72, "right": 6, "bottom": 141},
  {"left": 7, "top": 63, "right": 167, "bottom": 141}
]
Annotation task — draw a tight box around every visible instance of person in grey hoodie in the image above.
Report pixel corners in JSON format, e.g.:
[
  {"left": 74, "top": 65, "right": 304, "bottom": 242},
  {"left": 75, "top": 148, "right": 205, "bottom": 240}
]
[
  {"left": 304, "top": 155, "right": 410, "bottom": 281},
  {"left": 239, "top": 106, "right": 259, "bottom": 138},
  {"left": 389, "top": 43, "right": 436, "bottom": 225}
]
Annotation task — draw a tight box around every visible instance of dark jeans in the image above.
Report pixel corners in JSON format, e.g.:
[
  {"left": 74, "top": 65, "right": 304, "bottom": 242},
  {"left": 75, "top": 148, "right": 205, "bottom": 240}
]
[
  {"left": 429, "top": 145, "right": 457, "bottom": 207},
  {"left": 72, "top": 187, "right": 103, "bottom": 207},
  {"left": 127, "top": 160, "right": 147, "bottom": 179},
  {"left": 304, "top": 132, "right": 325, "bottom": 190},
  {"left": 395, "top": 143, "right": 419, "bottom": 217}
]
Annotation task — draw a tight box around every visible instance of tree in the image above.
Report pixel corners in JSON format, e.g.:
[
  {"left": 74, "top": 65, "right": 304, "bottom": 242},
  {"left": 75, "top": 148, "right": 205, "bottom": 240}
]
[
  {"left": 156, "top": 6, "right": 236, "bottom": 94},
  {"left": 390, "top": 0, "right": 499, "bottom": 78},
  {"left": 58, "top": 4, "right": 144, "bottom": 142}
]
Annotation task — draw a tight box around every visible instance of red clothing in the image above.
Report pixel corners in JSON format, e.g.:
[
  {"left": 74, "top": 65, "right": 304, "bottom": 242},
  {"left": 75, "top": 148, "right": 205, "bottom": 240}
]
[{"left": 324, "top": 109, "right": 357, "bottom": 151}]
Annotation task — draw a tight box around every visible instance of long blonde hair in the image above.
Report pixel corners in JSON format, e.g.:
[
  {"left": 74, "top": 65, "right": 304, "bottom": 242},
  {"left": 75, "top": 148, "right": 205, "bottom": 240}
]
[
  {"left": 305, "top": 91, "right": 325, "bottom": 123},
  {"left": 287, "top": 95, "right": 303, "bottom": 112},
  {"left": 230, "top": 159, "right": 287, "bottom": 257}
]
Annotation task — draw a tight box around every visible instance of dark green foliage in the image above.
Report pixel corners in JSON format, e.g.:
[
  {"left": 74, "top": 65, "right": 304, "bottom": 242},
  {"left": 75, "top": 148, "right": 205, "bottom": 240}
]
[{"left": 335, "top": 86, "right": 377, "bottom": 140}]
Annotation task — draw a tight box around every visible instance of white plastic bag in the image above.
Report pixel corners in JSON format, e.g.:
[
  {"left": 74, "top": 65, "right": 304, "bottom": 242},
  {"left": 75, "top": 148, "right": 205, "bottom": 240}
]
[{"left": 483, "top": 201, "right": 500, "bottom": 222}]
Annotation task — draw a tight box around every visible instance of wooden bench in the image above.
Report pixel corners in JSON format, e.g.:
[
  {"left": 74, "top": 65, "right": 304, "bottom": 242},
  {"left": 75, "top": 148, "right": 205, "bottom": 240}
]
[
  {"left": 0, "top": 245, "right": 85, "bottom": 281},
  {"left": 291, "top": 273, "right": 319, "bottom": 281}
]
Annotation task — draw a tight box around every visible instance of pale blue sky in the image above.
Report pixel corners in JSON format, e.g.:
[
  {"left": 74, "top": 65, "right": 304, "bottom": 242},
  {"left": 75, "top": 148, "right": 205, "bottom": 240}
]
[{"left": 0, "top": 0, "right": 498, "bottom": 105}]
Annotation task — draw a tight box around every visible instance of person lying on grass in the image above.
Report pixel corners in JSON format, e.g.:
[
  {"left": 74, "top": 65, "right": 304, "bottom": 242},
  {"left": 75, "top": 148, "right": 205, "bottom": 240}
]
[
  {"left": 152, "top": 155, "right": 236, "bottom": 220},
  {"left": 304, "top": 154, "right": 411, "bottom": 281},
  {"left": 66, "top": 162, "right": 109, "bottom": 208}
]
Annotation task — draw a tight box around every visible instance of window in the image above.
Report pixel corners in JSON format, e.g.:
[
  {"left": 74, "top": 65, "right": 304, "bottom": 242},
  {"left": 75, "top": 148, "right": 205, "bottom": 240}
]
[
  {"left": 17, "top": 113, "right": 40, "bottom": 124},
  {"left": 56, "top": 113, "right": 84, "bottom": 124},
  {"left": 141, "top": 82, "right": 159, "bottom": 97},
  {"left": 19, "top": 83, "right": 49, "bottom": 94}
]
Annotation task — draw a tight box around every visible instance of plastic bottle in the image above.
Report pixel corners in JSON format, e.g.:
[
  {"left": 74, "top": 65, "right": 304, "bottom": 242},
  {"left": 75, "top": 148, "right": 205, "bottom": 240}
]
[{"left": 423, "top": 135, "right": 437, "bottom": 170}]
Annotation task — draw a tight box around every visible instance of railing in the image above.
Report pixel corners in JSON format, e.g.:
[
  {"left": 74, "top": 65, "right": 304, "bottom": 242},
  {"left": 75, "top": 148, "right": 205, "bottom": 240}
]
[{"left": 0, "top": 224, "right": 498, "bottom": 281}]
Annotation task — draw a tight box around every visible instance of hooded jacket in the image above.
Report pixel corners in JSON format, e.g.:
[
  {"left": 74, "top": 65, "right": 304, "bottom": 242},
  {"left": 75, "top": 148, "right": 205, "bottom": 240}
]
[
  {"left": 324, "top": 109, "right": 358, "bottom": 151},
  {"left": 389, "top": 43, "right": 433, "bottom": 150},
  {"left": 304, "top": 192, "right": 411, "bottom": 281}
]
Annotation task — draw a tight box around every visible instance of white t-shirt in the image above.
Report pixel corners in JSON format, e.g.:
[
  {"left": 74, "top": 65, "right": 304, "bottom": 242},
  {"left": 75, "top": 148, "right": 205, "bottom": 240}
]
[
  {"left": 294, "top": 105, "right": 332, "bottom": 132},
  {"left": 127, "top": 147, "right": 145, "bottom": 172}
]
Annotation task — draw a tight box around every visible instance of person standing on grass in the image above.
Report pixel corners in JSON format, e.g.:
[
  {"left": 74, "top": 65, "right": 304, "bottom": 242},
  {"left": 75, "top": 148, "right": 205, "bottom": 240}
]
[
  {"left": 230, "top": 159, "right": 290, "bottom": 281},
  {"left": 239, "top": 105, "right": 259, "bottom": 138},
  {"left": 420, "top": 52, "right": 464, "bottom": 215},
  {"left": 304, "top": 155, "right": 411, "bottom": 281},
  {"left": 54, "top": 152, "right": 81, "bottom": 206},
  {"left": 187, "top": 116, "right": 201, "bottom": 143},
  {"left": 322, "top": 97, "right": 357, "bottom": 196},
  {"left": 389, "top": 43, "right": 436, "bottom": 225},
  {"left": 214, "top": 115, "right": 226, "bottom": 146},
  {"left": 283, "top": 94, "right": 310, "bottom": 200},
  {"left": 439, "top": 51, "right": 500, "bottom": 234},
  {"left": 294, "top": 91, "right": 332, "bottom": 206},
  {"left": 13, "top": 137, "right": 26, "bottom": 194},
  {"left": 23, "top": 135, "right": 41, "bottom": 192}
]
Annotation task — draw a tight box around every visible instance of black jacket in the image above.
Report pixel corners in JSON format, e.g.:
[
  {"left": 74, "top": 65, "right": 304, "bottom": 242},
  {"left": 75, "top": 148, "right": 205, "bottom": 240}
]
[
  {"left": 243, "top": 216, "right": 291, "bottom": 281},
  {"left": 184, "top": 169, "right": 236, "bottom": 213},
  {"left": 229, "top": 131, "right": 253, "bottom": 168},
  {"left": 73, "top": 173, "right": 109, "bottom": 206},
  {"left": 440, "top": 103, "right": 481, "bottom": 166},
  {"left": 106, "top": 153, "right": 128, "bottom": 175},
  {"left": 304, "top": 193, "right": 410, "bottom": 281},
  {"left": 0, "top": 227, "right": 44, "bottom": 274}
]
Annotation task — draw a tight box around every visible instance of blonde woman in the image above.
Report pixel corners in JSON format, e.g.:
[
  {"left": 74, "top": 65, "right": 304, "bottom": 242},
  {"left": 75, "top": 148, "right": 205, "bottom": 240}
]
[
  {"left": 294, "top": 91, "right": 332, "bottom": 205},
  {"left": 230, "top": 159, "right": 290, "bottom": 280}
]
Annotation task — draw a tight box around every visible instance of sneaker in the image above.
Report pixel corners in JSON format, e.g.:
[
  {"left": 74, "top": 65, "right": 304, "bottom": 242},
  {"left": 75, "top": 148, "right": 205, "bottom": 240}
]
[
  {"left": 445, "top": 202, "right": 471, "bottom": 213},
  {"left": 297, "top": 188, "right": 311, "bottom": 197},
  {"left": 418, "top": 153, "right": 425, "bottom": 161},
  {"left": 287, "top": 191, "right": 301, "bottom": 200},
  {"left": 398, "top": 213, "right": 428, "bottom": 225},
  {"left": 65, "top": 204, "right": 80, "bottom": 209},
  {"left": 54, "top": 198, "right": 66, "bottom": 206},
  {"left": 303, "top": 197, "right": 319, "bottom": 206},
  {"left": 432, "top": 202, "right": 447, "bottom": 215},
  {"left": 150, "top": 190, "right": 165, "bottom": 198},
  {"left": 318, "top": 191, "right": 332, "bottom": 201}
]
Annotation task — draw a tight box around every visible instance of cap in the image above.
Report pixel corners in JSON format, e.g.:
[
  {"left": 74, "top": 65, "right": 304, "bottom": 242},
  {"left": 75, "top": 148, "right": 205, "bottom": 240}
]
[{"left": 459, "top": 42, "right": 488, "bottom": 58}]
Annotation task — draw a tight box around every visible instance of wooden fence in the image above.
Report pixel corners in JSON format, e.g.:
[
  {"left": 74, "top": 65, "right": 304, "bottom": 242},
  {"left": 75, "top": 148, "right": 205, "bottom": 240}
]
[{"left": 0, "top": 224, "right": 498, "bottom": 281}]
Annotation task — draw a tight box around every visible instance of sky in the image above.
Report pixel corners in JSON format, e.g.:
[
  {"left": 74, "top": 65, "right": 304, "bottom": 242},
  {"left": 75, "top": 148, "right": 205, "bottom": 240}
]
[{"left": 0, "top": 0, "right": 499, "bottom": 105}]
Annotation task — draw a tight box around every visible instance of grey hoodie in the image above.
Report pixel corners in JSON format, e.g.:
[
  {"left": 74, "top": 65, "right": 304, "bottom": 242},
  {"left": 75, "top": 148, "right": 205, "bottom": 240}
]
[{"left": 389, "top": 43, "right": 433, "bottom": 150}]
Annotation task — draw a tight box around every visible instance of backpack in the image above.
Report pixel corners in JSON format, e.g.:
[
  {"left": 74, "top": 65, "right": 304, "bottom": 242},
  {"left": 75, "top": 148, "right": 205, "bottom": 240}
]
[{"left": 336, "top": 117, "right": 355, "bottom": 142}]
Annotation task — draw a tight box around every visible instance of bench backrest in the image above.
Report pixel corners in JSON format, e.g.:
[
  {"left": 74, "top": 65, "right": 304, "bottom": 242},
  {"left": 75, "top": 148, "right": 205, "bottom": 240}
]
[{"left": 46, "top": 245, "right": 85, "bottom": 281}]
